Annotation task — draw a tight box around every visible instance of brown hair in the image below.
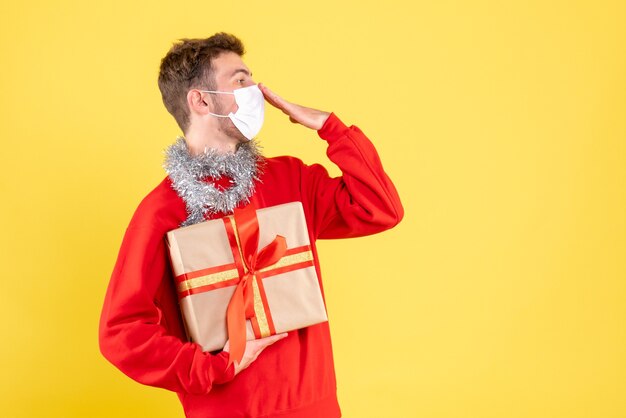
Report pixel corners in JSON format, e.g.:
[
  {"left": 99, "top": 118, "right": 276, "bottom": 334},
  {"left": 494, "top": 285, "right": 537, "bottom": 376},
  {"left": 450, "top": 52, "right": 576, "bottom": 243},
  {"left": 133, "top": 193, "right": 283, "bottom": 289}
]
[{"left": 158, "top": 32, "right": 245, "bottom": 133}]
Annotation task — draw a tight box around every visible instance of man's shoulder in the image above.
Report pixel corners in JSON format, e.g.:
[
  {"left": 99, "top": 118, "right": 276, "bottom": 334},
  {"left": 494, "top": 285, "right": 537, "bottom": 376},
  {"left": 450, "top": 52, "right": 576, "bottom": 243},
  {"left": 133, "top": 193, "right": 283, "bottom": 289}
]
[
  {"left": 127, "top": 176, "right": 185, "bottom": 231},
  {"left": 262, "top": 154, "right": 309, "bottom": 176},
  {"left": 258, "top": 155, "right": 309, "bottom": 186},
  {"left": 142, "top": 175, "right": 177, "bottom": 202}
]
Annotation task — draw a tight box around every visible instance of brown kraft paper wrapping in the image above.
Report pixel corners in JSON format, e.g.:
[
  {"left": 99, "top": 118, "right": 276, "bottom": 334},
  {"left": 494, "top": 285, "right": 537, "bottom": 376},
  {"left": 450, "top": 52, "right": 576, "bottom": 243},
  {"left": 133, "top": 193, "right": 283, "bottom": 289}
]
[{"left": 165, "top": 201, "right": 329, "bottom": 353}]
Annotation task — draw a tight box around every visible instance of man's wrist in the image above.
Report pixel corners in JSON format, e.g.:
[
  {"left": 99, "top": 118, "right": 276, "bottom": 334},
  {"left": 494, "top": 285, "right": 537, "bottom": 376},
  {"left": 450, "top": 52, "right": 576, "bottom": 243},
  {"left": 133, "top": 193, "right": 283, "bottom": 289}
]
[
  {"left": 212, "top": 350, "right": 236, "bottom": 384},
  {"left": 317, "top": 112, "right": 350, "bottom": 142}
]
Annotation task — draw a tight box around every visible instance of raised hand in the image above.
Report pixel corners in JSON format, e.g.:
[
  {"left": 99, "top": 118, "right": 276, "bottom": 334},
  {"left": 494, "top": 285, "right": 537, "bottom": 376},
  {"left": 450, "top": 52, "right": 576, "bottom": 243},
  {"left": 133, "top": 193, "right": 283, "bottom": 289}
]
[{"left": 258, "top": 83, "right": 331, "bottom": 130}]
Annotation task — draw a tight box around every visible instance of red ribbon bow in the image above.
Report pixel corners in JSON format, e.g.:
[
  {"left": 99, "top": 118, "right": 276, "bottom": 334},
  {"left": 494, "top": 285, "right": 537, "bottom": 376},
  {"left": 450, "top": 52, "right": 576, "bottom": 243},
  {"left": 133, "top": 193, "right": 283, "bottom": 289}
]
[{"left": 225, "top": 204, "right": 287, "bottom": 369}]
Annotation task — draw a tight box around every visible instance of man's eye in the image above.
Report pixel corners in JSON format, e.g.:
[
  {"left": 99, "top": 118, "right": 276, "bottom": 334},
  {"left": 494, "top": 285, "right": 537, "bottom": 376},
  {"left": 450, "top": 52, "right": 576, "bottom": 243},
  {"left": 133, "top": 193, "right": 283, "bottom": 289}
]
[{"left": 237, "top": 79, "right": 245, "bottom": 84}]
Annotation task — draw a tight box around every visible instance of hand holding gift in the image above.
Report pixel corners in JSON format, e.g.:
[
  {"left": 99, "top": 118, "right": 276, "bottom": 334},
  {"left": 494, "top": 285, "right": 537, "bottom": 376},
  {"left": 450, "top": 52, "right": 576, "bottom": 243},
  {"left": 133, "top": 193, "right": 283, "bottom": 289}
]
[{"left": 223, "top": 332, "right": 288, "bottom": 375}]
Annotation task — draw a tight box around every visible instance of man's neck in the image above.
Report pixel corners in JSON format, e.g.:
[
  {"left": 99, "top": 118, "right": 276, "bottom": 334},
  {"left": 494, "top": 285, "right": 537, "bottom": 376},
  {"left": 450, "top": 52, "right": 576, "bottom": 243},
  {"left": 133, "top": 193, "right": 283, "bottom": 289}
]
[{"left": 184, "top": 127, "right": 240, "bottom": 156}]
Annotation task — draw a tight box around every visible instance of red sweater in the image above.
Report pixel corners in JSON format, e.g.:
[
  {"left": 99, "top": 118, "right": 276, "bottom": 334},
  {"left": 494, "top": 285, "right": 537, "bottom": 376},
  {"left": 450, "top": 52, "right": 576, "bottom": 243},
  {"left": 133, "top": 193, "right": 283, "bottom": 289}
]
[{"left": 98, "top": 113, "right": 404, "bottom": 418}]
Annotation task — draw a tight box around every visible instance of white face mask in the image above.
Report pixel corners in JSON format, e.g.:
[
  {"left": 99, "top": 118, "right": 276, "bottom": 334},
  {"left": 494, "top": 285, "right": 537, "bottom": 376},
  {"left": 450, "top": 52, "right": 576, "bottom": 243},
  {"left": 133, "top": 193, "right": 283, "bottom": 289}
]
[{"left": 199, "top": 84, "right": 265, "bottom": 141}]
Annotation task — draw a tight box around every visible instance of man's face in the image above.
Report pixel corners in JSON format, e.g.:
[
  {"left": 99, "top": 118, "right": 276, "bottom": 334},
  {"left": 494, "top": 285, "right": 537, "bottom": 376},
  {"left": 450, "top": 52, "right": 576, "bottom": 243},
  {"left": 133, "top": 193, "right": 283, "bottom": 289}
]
[{"left": 205, "top": 51, "right": 256, "bottom": 142}]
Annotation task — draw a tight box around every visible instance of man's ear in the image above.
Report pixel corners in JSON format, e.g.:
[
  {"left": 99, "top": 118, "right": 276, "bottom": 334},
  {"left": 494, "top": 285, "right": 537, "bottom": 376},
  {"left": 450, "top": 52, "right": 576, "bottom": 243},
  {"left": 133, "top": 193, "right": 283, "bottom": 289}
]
[{"left": 187, "top": 89, "right": 209, "bottom": 115}]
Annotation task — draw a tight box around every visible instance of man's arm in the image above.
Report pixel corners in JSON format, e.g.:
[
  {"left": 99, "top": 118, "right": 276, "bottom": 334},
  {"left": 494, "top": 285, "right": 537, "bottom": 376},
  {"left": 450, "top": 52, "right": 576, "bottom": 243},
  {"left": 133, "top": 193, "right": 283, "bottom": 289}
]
[
  {"left": 100, "top": 217, "right": 290, "bottom": 393},
  {"left": 302, "top": 112, "right": 404, "bottom": 239},
  {"left": 98, "top": 222, "right": 237, "bottom": 395},
  {"left": 259, "top": 83, "right": 404, "bottom": 239}
]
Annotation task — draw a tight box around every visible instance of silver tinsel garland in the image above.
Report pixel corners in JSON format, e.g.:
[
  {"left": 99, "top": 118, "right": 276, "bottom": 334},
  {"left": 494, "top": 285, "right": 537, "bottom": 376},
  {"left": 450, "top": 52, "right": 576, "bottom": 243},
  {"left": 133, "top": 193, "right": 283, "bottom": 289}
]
[{"left": 162, "top": 136, "right": 265, "bottom": 228}]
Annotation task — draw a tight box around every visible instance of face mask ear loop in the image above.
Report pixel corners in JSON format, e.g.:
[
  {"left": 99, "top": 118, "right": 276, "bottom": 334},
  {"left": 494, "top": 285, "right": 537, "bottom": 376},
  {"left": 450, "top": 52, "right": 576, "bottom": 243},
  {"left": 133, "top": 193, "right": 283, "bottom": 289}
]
[
  {"left": 199, "top": 90, "right": 235, "bottom": 95},
  {"left": 199, "top": 90, "right": 235, "bottom": 117}
]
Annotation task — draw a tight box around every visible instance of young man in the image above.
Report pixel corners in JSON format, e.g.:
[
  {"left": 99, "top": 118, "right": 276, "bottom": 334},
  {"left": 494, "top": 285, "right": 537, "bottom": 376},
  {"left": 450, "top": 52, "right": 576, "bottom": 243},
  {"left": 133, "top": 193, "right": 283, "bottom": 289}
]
[{"left": 98, "top": 32, "right": 403, "bottom": 418}]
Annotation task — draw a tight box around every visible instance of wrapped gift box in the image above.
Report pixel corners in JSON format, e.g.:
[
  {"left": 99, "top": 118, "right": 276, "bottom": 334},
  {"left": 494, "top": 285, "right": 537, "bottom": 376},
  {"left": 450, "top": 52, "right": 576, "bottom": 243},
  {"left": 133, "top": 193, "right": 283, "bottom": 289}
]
[{"left": 165, "top": 201, "right": 328, "bottom": 363}]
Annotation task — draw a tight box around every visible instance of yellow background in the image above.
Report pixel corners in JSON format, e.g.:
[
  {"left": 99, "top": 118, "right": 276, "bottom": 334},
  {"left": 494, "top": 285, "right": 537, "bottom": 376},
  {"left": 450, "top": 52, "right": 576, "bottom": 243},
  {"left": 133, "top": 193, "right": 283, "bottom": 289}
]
[{"left": 1, "top": 1, "right": 624, "bottom": 417}]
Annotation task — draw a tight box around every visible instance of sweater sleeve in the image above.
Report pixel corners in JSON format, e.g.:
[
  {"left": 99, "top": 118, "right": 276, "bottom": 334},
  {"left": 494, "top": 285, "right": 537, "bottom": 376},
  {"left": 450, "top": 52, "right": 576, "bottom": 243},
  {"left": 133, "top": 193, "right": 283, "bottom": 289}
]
[
  {"left": 301, "top": 112, "right": 404, "bottom": 239},
  {"left": 98, "top": 222, "right": 236, "bottom": 395}
]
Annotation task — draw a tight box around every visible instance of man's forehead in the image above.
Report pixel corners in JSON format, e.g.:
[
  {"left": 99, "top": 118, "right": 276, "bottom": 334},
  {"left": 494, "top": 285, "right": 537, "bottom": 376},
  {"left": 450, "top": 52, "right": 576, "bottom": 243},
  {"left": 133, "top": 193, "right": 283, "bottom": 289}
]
[{"left": 213, "top": 53, "right": 251, "bottom": 77}]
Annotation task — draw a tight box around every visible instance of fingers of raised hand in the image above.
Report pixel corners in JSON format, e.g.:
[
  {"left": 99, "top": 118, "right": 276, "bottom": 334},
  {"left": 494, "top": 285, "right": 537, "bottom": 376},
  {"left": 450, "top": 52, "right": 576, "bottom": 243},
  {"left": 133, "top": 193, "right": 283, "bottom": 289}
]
[{"left": 259, "top": 83, "right": 292, "bottom": 112}]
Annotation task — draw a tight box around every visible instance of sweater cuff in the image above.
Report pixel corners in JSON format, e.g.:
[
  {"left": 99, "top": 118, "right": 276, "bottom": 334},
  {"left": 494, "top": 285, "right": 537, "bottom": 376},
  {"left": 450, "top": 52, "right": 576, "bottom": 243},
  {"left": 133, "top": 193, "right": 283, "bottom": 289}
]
[
  {"left": 212, "top": 350, "right": 236, "bottom": 384},
  {"left": 317, "top": 112, "right": 350, "bottom": 143}
]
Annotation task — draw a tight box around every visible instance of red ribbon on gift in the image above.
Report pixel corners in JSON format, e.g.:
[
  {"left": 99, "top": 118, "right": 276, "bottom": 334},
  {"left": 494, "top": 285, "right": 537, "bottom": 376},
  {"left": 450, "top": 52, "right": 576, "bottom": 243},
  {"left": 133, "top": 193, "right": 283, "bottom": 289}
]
[{"left": 224, "top": 204, "right": 287, "bottom": 369}]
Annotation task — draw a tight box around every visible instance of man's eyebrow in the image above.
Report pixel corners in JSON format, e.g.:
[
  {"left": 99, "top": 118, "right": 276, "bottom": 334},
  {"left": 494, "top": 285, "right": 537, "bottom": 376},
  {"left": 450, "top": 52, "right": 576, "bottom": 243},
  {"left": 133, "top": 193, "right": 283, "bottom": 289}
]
[{"left": 230, "top": 68, "right": 252, "bottom": 77}]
